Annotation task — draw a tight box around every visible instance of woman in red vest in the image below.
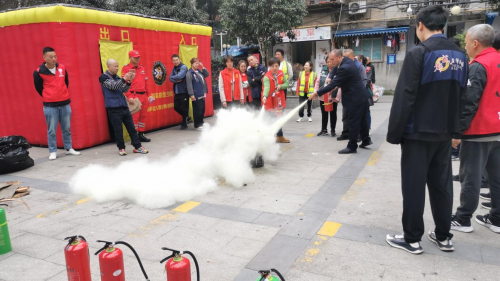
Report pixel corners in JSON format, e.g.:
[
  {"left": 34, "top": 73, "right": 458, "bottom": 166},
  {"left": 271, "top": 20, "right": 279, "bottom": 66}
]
[
  {"left": 237, "top": 60, "right": 253, "bottom": 106},
  {"left": 262, "top": 58, "right": 290, "bottom": 143},
  {"left": 218, "top": 55, "right": 243, "bottom": 108}
]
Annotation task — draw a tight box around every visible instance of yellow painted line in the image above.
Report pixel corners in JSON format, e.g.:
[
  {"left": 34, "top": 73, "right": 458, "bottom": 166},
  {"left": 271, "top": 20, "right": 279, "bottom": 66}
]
[
  {"left": 367, "top": 151, "right": 382, "bottom": 166},
  {"left": 305, "top": 134, "right": 315, "bottom": 137},
  {"left": 317, "top": 221, "right": 342, "bottom": 237},
  {"left": 354, "top": 178, "right": 366, "bottom": 185},
  {"left": 173, "top": 201, "right": 201, "bottom": 213},
  {"left": 280, "top": 144, "right": 293, "bottom": 152},
  {"left": 300, "top": 235, "right": 328, "bottom": 263},
  {"left": 128, "top": 211, "right": 178, "bottom": 238},
  {"left": 76, "top": 197, "right": 91, "bottom": 205},
  {"left": 36, "top": 197, "right": 91, "bottom": 218}
]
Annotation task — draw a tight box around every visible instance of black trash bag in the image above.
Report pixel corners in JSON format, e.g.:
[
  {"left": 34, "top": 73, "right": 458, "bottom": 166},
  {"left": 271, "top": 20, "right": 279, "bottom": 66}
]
[
  {"left": 0, "top": 136, "right": 34, "bottom": 175},
  {"left": 251, "top": 154, "right": 264, "bottom": 168}
]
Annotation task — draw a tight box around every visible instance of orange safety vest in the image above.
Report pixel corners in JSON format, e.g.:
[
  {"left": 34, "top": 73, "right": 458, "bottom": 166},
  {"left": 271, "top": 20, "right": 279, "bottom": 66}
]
[
  {"left": 261, "top": 70, "right": 287, "bottom": 113},
  {"left": 220, "top": 68, "right": 242, "bottom": 102}
]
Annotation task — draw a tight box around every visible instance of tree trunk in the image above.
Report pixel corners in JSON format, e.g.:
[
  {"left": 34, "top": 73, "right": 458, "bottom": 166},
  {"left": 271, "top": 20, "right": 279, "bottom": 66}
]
[{"left": 258, "top": 37, "right": 266, "bottom": 66}]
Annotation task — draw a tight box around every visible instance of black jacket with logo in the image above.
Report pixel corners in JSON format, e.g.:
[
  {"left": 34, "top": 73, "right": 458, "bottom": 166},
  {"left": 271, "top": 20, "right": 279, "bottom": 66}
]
[{"left": 387, "top": 34, "right": 468, "bottom": 144}]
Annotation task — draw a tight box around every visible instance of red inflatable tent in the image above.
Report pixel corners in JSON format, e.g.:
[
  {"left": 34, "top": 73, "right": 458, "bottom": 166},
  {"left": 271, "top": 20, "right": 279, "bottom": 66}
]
[{"left": 0, "top": 4, "right": 213, "bottom": 149}]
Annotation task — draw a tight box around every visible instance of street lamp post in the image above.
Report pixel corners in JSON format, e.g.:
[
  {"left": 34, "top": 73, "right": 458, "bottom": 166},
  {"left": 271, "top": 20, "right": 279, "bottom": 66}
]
[{"left": 222, "top": 44, "right": 230, "bottom": 56}]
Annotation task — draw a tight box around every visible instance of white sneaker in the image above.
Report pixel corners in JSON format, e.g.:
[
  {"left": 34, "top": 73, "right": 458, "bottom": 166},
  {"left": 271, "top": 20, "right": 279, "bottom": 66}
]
[
  {"left": 308, "top": 117, "right": 313, "bottom": 122},
  {"left": 66, "top": 148, "right": 81, "bottom": 156},
  {"left": 49, "top": 152, "right": 57, "bottom": 160},
  {"left": 297, "top": 117, "right": 303, "bottom": 122}
]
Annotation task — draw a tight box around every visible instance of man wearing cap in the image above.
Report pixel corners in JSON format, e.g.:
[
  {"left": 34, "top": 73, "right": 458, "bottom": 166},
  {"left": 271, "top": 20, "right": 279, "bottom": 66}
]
[{"left": 121, "top": 50, "right": 153, "bottom": 142}]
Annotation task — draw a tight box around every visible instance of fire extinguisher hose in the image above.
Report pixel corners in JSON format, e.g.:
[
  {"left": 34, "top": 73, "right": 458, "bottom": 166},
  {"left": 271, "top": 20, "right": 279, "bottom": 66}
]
[
  {"left": 184, "top": 251, "right": 200, "bottom": 281},
  {"left": 95, "top": 240, "right": 150, "bottom": 281},
  {"left": 270, "top": 268, "right": 285, "bottom": 280},
  {"left": 258, "top": 268, "right": 285, "bottom": 281}
]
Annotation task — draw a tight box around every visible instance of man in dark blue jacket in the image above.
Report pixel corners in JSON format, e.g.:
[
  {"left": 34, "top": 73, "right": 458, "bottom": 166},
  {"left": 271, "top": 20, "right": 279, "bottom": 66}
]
[
  {"left": 100, "top": 59, "right": 148, "bottom": 156},
  {"left": 310, "top": 49, "right": 371, "bottom": 154},
  {"left": 385, "top": 6, "right": 467, "bottom": 254},
  {"left": 247, "top": 55, "right": 267, "bottom": 110},
  {"left": 169, "top": 54, "right": 189, "bottom": 130}
]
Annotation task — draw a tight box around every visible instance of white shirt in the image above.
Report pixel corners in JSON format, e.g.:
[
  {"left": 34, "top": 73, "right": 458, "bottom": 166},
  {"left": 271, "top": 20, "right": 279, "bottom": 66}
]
[{"left": 49, "top": 67, "right": 56, "bottom": 74}]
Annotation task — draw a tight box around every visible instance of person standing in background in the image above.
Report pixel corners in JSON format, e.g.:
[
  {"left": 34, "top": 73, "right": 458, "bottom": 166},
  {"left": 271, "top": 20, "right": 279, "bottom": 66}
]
[
  {"left": 315, "top": 57, "right": 338, "bottom": 136},
  {"left": 296, "top": 61, "right": 317, "bottom": 122},
  {"left": 219, "top": 55, "right": 243, "bottom": 109},
  {"left": 247, "top": 55, "right": 266, "bottom": 110},
  {"left": 122, "top": 50, "right": 153, "bottom": 142},
  {"left": 186, "top": 58, "right": 209, "bottom": 129},
  {"left": 170, "top": 54, "right": 189, "bottom": 130},
  {"left": 366, "top": 57, "right": 375, "bottom": 84},
  {"left": 238, "top": 60, "right": 253, "bottom": 106},
  {"left": 33, "top": 46, "right": 81, "bottom": 160},
  {"left": 275, "top": 49, "right": 293, "bottom": 100}
]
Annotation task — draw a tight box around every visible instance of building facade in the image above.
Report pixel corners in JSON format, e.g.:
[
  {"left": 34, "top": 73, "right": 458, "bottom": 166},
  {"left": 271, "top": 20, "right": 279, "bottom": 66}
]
[{"left": 274, "top": 0, "right": 497, "bottom": 90}]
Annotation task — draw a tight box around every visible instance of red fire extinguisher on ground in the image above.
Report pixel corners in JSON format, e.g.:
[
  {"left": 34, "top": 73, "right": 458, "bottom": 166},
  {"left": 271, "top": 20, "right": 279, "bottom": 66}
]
[
  {"left": 95, "top": 240, "right": 150, "bottom": 281},
  {"left": 64, "top": 235, "right": 92, "bottom": 281},
  {"left": 257, "top": 269, "right": 285, "bottom": 281},
  {"left": 160, "top": 247, "right": 200, "bottom": 281}
]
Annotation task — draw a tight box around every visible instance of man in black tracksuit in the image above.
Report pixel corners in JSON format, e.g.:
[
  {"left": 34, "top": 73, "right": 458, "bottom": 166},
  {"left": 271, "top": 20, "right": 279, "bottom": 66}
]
[{"left": 385, "top": 6, "right": 468, "bottom": 254}]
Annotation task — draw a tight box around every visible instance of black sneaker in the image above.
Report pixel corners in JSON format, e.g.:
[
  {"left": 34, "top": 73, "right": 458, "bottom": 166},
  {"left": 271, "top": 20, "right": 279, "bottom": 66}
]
[
  {"left": 451, "top": 214, "right": 473, "bottom": 233},
  {"left": 452, "top": 175, "right": 460, "bottom": 182},
  {"left": 359, "top": 140, "right": 373, "bottom": 148},
  {"left": 386, "top": 234, "right": 423, "bottom": 254},
  {"left": 427, "top": 231, "right": 454, "bottom": 252},
  {"left": 331, "top": 132, "right": 337, "bottom": 137},
  {"left": 317, "top": 131, "right": 328, "bottom": 136},
  {"left": 338, "top": 147, "right": 356, "bottom": 154},
  {"left": 138, "top": 133, "right": 151, "bottom": 142},
  {"left": 337, "top": 135, "right": 349, "bottom": 141},
  {"left": 481, "top": 202, "right": 492, "bottom": 210},
  {"left": 480, "top": 192, "right": 491, "bottom": 201},
  {"left": 475, "top": 214, "right": 500, "bottom": 234},
  {"left": 180, "top": 124, "right": 188, "bottom": 130}
]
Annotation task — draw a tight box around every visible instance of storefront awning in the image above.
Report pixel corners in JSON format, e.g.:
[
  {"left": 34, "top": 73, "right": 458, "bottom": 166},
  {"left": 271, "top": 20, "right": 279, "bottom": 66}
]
[{"left": 333, "top": 27, "right": 409, "bottom": 38}]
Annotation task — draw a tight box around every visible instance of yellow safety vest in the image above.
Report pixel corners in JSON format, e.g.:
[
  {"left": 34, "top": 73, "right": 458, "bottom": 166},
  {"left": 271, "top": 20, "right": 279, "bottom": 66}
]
[
  {"left": 298, "top": 71, "right": 316, "bottom": 97},
  {"left": 282, "top": 60, "right": 289, "bottom": 80}
]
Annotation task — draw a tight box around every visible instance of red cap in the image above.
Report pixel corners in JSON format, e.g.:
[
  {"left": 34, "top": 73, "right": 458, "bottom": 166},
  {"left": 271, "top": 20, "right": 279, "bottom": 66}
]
[{"left": 129, "top": 50, "right": 140, "bottom": 58}]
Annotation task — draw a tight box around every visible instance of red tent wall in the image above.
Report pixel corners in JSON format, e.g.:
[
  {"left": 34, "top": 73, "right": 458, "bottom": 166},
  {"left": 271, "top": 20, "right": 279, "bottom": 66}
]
[{"left": 0, "top": 22, "right": 213, "bottom": 149}]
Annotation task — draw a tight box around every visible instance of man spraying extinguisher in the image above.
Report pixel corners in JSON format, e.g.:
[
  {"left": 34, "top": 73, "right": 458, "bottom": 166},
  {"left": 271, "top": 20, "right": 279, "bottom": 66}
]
[{"left": 122, "top": 50, "right": 154, "bottom": 142}]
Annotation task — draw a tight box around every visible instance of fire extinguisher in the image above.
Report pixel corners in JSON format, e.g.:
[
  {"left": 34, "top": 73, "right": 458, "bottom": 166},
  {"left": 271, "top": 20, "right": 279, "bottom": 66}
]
[
  {"left": 324, "top": 92, "right": 334, "bottom": 112},
  {"left": 64, "top": 235, "right": 91, "bottom": 281},
  {"left": 95, "top": 240, "right": 150, "bottom": 281},
  {"left": 257, "top": 269, "right": 285, "bottom": 281},
  {"left": 160, "top": 247, "right": 200, "bottom": 281}
]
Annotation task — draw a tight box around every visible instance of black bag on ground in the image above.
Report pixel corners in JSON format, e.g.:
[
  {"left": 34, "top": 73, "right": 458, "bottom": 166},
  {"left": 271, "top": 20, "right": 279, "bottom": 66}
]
[
  {"left": 251, "top": 154, "right": 264, "bottom": 168},
  {"left": 0, "top": 136, "right": 34, "bottom": 174}
]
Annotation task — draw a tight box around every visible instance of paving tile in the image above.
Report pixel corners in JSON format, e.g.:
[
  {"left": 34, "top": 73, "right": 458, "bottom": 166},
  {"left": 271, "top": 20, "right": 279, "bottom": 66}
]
[
  {"left": 279, "top": 211, "right": 329, "bottom": 240},
  {"left": 252, "top": 212, "right": 292, "bottom": 228},
  {"left": 234, "top": 268, "right": 260, "bottom": 281},
  {"left": 208, "top": 220, "right": 279, "bottom": 243},
  {"left": 10, "top": 233, "right": 62, "bottom": 259},
  {"left": 0, "top": 254, "right": 65, "bottom": 281},
  {"left": 286, "top": 268, "right": 334, "bottom": 281},
  {"left": 246, "top": 235, "right": 310, "bottom": 274},
  {"left": 14, "top": 217, "right": 77, "bottom": 238},
  {"left": 199, "top": 204, "right": 262, "bottom": 223},
  {"left": 481, "top": 246, "right": 500, "bottom": 267},
  {"left": 224, "top": 237, "right": 268, "bottom": 259},
  {"left": 300, "top": 191, "right": 343, "bottom": 214}
]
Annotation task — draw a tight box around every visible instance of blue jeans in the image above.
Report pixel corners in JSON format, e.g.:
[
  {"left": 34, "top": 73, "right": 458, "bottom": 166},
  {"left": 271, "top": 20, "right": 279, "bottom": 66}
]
[{"left": 43, "top": 104, "right": 72, "bottom": 153}]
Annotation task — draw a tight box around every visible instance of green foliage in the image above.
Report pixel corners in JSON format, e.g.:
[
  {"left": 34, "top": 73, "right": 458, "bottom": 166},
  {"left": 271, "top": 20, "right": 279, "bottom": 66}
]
[
  {"left": 454, "top": 30, "right": 469, "bottom": 60},
  {"left": 219, "top": 0, "right": 308, "bottom": 65},
  {"left": 1, "top": 0, "right": 108, "bottom": 10},
  {"left": 211, "top": 57, "right": 224, "bottom": 89},
  {"left": 488, "top": 0, "right": 500, "bottom": 12},
  {"left": 113, "top": 0, "right": 208, "bottom": 24}
]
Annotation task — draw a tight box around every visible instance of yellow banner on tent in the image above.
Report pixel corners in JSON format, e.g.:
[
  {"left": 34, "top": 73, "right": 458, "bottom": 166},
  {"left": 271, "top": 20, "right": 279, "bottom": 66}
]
[
  {"left": 179, "top": 44, "right": 199, "bottom": 121},
  {"left": 99, "top": 40, "right": 134, "bottom": 142}
]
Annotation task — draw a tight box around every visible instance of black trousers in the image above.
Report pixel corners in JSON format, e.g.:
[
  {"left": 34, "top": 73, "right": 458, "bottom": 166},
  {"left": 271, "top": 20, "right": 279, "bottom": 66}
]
[
  {"left": 298, "top": 95, "right": 312, "bottom": 117},
  {"left": 250, "top": 98, "right": 261, "bottom": 110},
  {"left": 347, "top": 102, "right": 370, "bottom": 151},
  {"left": 456, "top": 141, "right": 500, "bottom": 224},
  {"left": 340, "top": 106, "right": 349, "bottom": 137},
  {"left": 192, "top": 98, "right": 205, "bottom": 128},
  {"left": 107, "top": 107, "right": 141, "bottom": 150},
  {"left": 401, "top": 139, "right": 453, "bottom": 243},
  {"left": 319, "top": 101, "right": 338, "bottom": 133},
  {"left": 174, "top": 93, "right": 189, "bottom": 125}
]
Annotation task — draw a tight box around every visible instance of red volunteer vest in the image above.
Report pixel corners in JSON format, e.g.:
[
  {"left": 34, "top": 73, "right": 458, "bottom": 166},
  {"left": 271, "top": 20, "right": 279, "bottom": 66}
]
[
  {"left": 121, "top": 64, "right": 149, "bottom": 95},
  {"left": 463, "top": 48, "right": 500, "bottom": 136},
  {"left": 262, "top": 70, "right": 287, "bottom": 112},
  {"left": 220, "top": 68, "right": 242, "bottom": 102},
  {"left": 37, "top": 64, "right": 70, "bottom": 103},
  {"left": 240, "top": 72, "right": 253, "bottom": 103}
]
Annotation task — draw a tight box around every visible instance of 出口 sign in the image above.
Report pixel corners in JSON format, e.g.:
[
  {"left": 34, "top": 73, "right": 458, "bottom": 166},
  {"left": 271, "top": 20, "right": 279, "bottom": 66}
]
[{"left": 280, "top": 26, "right": 331, "bottom": 43}]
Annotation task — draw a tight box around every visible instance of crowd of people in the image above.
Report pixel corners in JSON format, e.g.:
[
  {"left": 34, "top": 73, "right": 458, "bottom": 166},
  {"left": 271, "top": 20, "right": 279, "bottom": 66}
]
[{"left": 385, "top": 5, "right": 500, "bottom": 255}]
